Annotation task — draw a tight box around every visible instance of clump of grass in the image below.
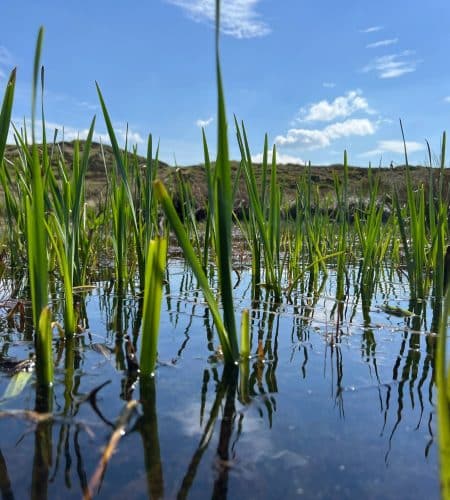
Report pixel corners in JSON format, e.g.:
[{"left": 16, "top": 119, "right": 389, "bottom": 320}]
[
  {"left": 96, "top": 85, "right": 149, "bottom": 295},
  {"left": 234, "top": 124, "right": 283, "bottom": 300},
  {"left": 46, "top": 125, "right": 96, "bottom": 335}
]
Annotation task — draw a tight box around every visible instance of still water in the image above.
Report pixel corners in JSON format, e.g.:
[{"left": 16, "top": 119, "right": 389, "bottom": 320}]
[{"left": 0, "top": 260, "right": 441, "bottom": 499}]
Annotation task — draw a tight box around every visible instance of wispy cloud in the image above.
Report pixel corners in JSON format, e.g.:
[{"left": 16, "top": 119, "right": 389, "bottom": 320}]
[
  {"left": 444, "top": 96, "right": 450, "bottom": 103},
  {"left": 275, "top": 118, "right": 376, "bottom": 150},
  {"left": 363, "top": 50, "right": 420, "bottom": 78},
  {"left": 366, "top": 38, "right": 398, "bottom": 49},
  {"left": 0, "top": 46, "right": 12, "bottom": 66},
  {"left": 195, "top": 116, "right": 213, "bottom": 128},
  {"left": 251, "top": 151, "right": 305, "bottom": 165},
  {"left": 166, "top": 0, "right": 270, "bottom": 38},
  {"left": 360, "top": 139, "right": 425, "bottom": 157},
  {"left": 360, "top": 26, "right": 383, "bottom": 33},
  {"left": 296, "top": 90, "right": 374, "bottom": 123},
  {"left": 0, "top": 46, "right": 13, "bottom": 80},
  {"left": 76, "top": 100, "right": 99, "bottom": 111},
  {"left": 322, "top": 82, "right": 336, "bottom": 88}
]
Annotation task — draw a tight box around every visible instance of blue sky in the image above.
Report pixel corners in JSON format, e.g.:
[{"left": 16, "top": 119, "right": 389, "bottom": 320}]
[{"left": 1, "top": 0, "right": 450, "bottom": 166}]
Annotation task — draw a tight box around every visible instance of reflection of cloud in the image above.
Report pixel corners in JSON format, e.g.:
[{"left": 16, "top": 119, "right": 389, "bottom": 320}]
[
  {"left": 167, "top": 0, "right": 270, "bottom": 38},
  {"left": 169, "top": 402, "right": 204, "bottom": 437},
  {"left": 363, "top": 51, "right": 421, "bottom": 78},
  {"left": 275, "top": 119, "right": 376, "bottom": 150},
  {"left": 168, "top": 394, "right": 309, "bottom": 483}
]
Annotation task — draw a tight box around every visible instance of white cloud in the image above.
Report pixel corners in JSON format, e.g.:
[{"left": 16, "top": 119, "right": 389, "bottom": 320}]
[
  {"left": 363, "top": 50, "right": 421, "bottom": 78},
  {"left": 8, "top": 118, "right": 144, "bottom": 146},
  {"left": 378, "top": 140, "right": 424, "bottom": 154},
  {"left": 166, "top": 0, "right": 270, "bottom": 38},
  {"left": 297, "top": 90, "right": 374, "bottom": 123},
  {"left": 251, "top": 151, "right": 305, "bottom": 165},
  {"left": 275, "top": 118, "right": 376, "bottom": 150},
  {"left": 322, "top": 82, "right": 336, "bottom": 88},
  {"left": 366, "top": 38, "right": 398, "bottom": 49},
  {"left": 196, "top": 116, "right": 213, "bottom": 128},
  {"left": 444, "top": 96, "right": 450, "bottom": 103},
  {"left": 360, "top": 140, "right": 425, "bottom": 157},
  {"left": 360, "top": 26, "right": 383, "bottom": 33}
]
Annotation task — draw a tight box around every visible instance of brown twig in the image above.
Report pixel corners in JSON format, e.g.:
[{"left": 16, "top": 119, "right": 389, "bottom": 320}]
[
  {"left": 0, "top": 409, "right": 53, "bottom": 422},
  {"left": 84, "top": 400, "right": 138, "bottom": 500}
]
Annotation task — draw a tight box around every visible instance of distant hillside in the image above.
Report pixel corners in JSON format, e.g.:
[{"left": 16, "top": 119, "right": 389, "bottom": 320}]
[{"left": 3, "top": 141, "right": 449, "bottom": 214}]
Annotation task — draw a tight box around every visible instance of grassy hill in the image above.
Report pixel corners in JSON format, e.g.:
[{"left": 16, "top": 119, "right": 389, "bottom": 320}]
[{"left": 3, "top": 140, "right": 449, "bottom": 215}]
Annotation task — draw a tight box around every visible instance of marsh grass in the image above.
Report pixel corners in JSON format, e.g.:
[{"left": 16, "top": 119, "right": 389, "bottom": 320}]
[{"left": 0, "top": 0, "right": 448, "bottom": 406}]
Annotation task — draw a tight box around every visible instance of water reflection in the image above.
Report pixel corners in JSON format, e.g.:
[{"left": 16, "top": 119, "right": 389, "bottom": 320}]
[
  {"left": 0, "top": 263, "right": 443, "bottom": 498},
  {"left": 137, "top": 378, "right": 164, "bottom": 500}
]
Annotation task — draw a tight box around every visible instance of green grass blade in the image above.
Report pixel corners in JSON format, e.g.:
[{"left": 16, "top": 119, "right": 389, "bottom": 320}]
[
  {"left": 0, "top": 69, "right": 16, "bottom": 163},
  {"left": 240, "top": 309, "right": 250, "bottom": 358},
  {"left": 46, "top": 215, "right": 76, "bottom": 335},
  {"left": 36, "top": 306, "right": 53, "bottom": 388},
  {"left": 213, "top": 0, "right": 238, "bottom": 357},
  {"left": 140, "top": 237, "right": 167, "bottom": 376},
  {"left": 154, "top": 179, "right": 235, "bottom": 362},
  {"left": 31, "top": 27, "right": 44, "bottom": 145}
]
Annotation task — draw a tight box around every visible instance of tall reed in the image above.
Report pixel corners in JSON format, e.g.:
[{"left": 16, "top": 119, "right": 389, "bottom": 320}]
[
  {"left": 25, "top": 27, "right": 53, "bottom": 388},
  {"left": 154, "top": 0, "right": 245, "bottom": 363}
]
